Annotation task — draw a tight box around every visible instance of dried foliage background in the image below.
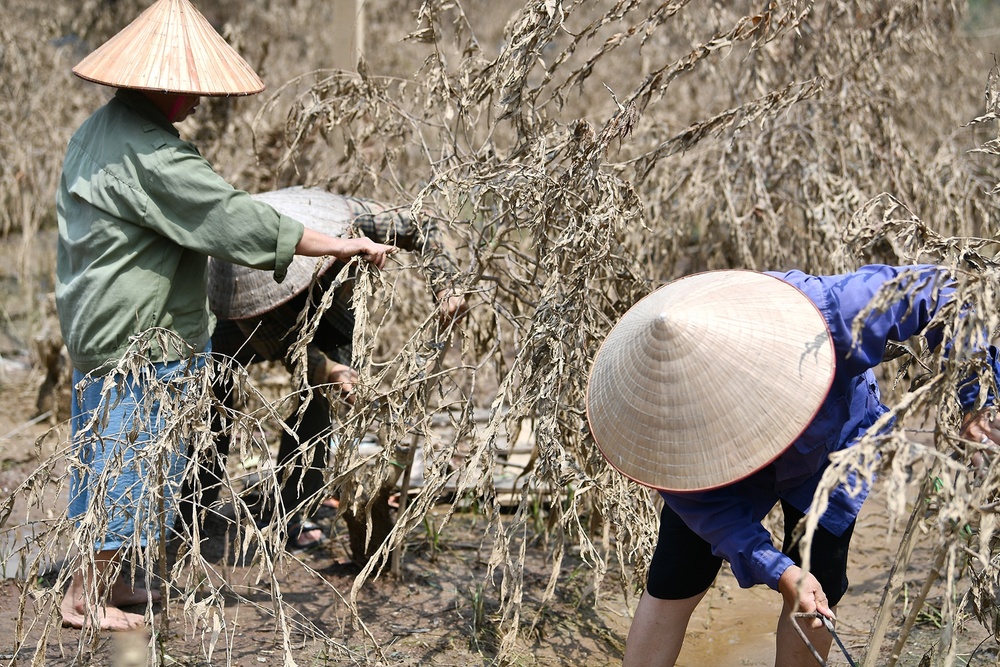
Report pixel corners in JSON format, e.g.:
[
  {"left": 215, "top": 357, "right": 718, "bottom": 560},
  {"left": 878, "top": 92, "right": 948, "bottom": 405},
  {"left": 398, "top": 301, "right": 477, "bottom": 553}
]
[{"left": 4, "top": 0, "right": 1000, "bottom": 665}]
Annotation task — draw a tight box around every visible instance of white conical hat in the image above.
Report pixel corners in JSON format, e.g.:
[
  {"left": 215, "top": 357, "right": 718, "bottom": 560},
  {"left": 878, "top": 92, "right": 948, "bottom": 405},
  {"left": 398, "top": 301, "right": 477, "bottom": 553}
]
[
  {"left": 586, "top": 270, "right": 835, "bottom": 492},
  {"left": 208, "top": 188, "right": 351, "bottom": 320},
  {"left": 72, "top": 0, "right": 265, "bottom": 96}
]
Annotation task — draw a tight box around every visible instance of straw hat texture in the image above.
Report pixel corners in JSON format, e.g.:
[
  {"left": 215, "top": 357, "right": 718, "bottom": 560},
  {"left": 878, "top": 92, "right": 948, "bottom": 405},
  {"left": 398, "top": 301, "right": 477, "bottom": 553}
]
[
  {"left": 72, "top": 0, "right": 265, "bottom": 96},
  {"left": 208, "top": 188, "right": 351, "bottom": 320},
  {"left": 586, "top": 270, "right": 835, "bottom": 492}
]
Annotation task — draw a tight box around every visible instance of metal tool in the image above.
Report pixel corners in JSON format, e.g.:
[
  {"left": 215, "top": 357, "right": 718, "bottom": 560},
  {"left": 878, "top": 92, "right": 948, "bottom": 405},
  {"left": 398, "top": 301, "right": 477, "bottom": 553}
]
[{"left": 791, "top": 612, "right": 858, "bottom": 667}]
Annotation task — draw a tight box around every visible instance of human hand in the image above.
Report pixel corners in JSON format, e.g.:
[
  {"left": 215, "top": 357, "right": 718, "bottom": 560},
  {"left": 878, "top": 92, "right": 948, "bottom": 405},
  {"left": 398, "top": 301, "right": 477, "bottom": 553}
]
[
  {"left": 435, "top": 288, "right": 468, "bottom": 327},
  {"left": 961, "top": 407, "right": 1000, "bottom": 477},
  {"left": 337, "top": 238, "right": 397, "bottom": 269},
  {"left": 327, "top": 362, "right": 359, "bottom": 405},
  {"left": 295, "top": 229, "right": 397, "bottom": 267},
  {"left": 778, "top": 565, "right": 835, "bottom": 626},
  {"left": 962, "top": 407, "right": 1000, "bottom": 445}
]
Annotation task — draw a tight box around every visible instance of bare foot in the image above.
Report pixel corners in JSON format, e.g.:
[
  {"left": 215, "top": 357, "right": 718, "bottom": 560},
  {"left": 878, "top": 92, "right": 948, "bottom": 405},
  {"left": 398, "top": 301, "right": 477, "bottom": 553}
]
[
  {"left": 109, "top": 577, "right": 161, "bottom": 607},
  {"left": 60, "top": 593, "right": 146, "bottom": 631},
  {"left": 292, "top": 527, "right": 325, "bottom": 548}
]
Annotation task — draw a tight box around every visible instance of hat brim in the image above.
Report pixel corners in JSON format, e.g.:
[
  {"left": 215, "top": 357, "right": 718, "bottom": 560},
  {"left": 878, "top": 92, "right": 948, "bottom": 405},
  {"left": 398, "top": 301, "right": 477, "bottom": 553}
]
[
  {"left": 208, "top": 188, "right": 351, "bottom": 320},
  {"left": 72, "top": 0, "right": 265, "bottom": 96}
]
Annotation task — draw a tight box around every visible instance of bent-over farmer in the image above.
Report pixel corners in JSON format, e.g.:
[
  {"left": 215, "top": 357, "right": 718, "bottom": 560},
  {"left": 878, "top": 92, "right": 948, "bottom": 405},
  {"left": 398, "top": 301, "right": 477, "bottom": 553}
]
[
  {"left": 586, "top": 265, "right": 1000, "bottom": 666},
  {"left": 183, "top": 186, "right": 466, "bottom": 553}
]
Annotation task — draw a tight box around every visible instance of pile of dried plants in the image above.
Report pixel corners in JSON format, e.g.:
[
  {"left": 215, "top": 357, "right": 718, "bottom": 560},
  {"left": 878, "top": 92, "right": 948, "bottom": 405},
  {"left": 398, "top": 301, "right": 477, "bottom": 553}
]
[{"left": 4, "top": 0, "right": 1000, "bottom": 664}]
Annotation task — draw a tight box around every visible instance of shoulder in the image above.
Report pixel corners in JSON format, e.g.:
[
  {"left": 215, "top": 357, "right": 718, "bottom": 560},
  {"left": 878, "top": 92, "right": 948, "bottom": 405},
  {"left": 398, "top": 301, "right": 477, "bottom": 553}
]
[
  {"left": 71, "top": 97, "right": 201, "bottom": 172},
  {"left": 764, "top": 268, "right": 831, "bottom": 316}
]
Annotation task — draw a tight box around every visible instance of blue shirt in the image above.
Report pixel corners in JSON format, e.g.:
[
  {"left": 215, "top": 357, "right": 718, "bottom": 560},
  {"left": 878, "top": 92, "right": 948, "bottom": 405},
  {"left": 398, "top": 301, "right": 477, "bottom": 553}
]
[{"left": 660, "top": 264, "right": 998, "bottom": 591}]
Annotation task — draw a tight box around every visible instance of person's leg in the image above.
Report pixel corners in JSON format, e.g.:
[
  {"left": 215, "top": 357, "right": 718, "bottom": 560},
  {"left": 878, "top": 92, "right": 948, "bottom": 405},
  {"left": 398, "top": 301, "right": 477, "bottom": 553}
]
[
  {"left": 623, "top": 501, "right": 722, "bottom": 667},
  {"left": 774, "top": 599, "right": 833, "bottom": 667},
  {"left": 177, "top": 361, "right": 234, "bottom": 530},
  {"left": 62, "top": 368, "right": 167, "bottom": 630},
  {"left": 276, "top": 393, "right": 333, "bottom": 548},
  {"left": 623, "top": 589, "right": 709, "bottom": 667},
  {"left": 60, "top": 549, "right": 147, "bottom": 631},
  {"left": 774, "top": 500, "right": 855, "bottom": 666}
]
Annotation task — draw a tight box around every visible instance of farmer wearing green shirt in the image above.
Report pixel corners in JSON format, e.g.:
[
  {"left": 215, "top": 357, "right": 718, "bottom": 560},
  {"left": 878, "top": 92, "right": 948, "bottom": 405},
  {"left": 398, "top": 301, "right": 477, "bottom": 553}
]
[{"left": 55, "top": 0, "right": 395, "bottom": 632}]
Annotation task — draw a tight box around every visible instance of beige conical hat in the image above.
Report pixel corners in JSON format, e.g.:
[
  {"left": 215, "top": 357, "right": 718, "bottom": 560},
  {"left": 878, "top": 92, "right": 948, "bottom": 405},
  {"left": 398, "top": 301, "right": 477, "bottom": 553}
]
[
  {"left": 208, "top": 187, "right": 352, "bottom": 320},
  {"left": 586, "top": 270, "right": 835, "bottom": 492},
  {"left": 72, "top": 0, "right": 265, "bottom": 96}
]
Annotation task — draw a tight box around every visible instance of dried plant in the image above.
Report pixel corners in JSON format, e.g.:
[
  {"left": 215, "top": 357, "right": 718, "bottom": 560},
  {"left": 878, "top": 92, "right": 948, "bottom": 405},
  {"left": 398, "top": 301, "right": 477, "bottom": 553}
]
[{"left": 4, "top": 0, "right": 1000, "bottom": 665}]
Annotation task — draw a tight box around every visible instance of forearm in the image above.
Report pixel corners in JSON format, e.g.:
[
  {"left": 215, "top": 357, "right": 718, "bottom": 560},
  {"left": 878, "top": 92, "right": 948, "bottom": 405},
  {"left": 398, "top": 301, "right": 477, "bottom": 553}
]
[
  {"left": 306, "top": 345, "right": 332, "bottom": 387},
  {"left": 661, "top": 491, "right": 793, "bottom": 589},
  {"left": 295, "top": 228, "right": 353, "bottom": 258},
  {"left": 296, "top": 228, "right": 395, "bottom": 269}
]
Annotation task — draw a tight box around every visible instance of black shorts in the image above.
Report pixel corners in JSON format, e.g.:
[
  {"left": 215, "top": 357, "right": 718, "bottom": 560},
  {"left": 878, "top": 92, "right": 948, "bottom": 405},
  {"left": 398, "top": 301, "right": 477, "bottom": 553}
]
[{"left": 646, "top": 500, "right": 855, "bottom": 605}]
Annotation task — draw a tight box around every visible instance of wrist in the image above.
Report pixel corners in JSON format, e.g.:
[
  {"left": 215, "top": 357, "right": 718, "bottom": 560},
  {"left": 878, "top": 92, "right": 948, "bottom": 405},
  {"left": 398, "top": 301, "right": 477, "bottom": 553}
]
[
  {"left": 310, "top": 357, "right": 332, "bottom": 387},
  {"left": 777, "top": 563, "right": 800, "bottom": 594}
]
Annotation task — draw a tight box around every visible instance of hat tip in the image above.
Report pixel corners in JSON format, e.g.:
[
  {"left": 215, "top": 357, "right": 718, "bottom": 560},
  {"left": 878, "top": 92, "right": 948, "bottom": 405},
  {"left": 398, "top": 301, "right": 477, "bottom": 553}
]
[{"left": 649, "top": 311, "right": 674, "bottom": 341}]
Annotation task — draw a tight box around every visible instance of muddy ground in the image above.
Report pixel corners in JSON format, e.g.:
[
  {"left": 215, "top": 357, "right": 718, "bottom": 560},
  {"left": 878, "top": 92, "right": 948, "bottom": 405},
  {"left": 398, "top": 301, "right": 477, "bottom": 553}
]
[{"left": 0, "top": 360, "right": 997, "bottom": 667}]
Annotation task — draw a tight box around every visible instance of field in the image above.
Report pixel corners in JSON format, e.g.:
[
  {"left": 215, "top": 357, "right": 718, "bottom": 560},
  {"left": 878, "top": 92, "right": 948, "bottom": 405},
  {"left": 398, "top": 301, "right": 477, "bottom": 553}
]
[
  {"left": 4, "top": 0, "right": 1000, "bottom": 665},
  {"left": 0, "top": 372, "right": 991, "bottom": 666}
]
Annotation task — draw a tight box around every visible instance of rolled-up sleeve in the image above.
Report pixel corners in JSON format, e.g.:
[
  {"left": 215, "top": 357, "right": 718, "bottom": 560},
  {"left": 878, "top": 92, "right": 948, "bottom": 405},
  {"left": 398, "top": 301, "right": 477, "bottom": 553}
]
[{"left": 138, "top": 140, "right": 305, "bottom": 281}]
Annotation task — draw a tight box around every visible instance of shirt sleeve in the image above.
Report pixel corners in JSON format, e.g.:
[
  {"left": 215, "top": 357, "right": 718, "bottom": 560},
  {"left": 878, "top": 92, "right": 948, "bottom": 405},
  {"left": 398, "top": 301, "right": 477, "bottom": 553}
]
[
  {"left": 661, "top": 490, "right": 795, "bottom": 590},
  {"left": 810, "top": 265, "right": 950, "bottom": 377},
  {"left": 807, "top": 264, "right": 999, "bottom": 410},
  {"left": 138, "top": 140, "right": 304, "bottom": 282}
]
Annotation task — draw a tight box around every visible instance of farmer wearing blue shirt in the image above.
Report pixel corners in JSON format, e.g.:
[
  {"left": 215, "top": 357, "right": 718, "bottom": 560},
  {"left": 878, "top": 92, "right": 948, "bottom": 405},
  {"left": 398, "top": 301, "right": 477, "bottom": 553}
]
[{"left": 585, "top": 265, "right": 1000, "bottom": 667}]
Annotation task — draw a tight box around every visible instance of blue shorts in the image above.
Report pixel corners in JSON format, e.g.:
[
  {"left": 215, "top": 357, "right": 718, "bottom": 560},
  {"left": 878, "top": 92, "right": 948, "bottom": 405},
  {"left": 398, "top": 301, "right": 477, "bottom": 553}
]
[{"left": 68, "top": 352, "right": 207, "bottom": 551}]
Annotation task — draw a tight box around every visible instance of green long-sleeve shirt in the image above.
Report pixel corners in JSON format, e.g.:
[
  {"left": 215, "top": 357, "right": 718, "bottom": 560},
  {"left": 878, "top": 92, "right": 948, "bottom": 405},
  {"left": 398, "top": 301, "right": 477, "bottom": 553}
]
[{"left": 56, "top": 89, "right": 305, "bottom": 373}]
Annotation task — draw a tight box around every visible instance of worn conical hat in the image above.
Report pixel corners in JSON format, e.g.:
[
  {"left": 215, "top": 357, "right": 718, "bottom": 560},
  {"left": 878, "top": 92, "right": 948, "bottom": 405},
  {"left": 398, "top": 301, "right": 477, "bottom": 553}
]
[
  {"left": 586, "top": 270, "right": 835, "bottom": 492},
  {"left": 72, "top": 0, "right": 265, "bottom": 96},
  {"left": 208, "top": 188, "right": 351, "bottom": 320}
]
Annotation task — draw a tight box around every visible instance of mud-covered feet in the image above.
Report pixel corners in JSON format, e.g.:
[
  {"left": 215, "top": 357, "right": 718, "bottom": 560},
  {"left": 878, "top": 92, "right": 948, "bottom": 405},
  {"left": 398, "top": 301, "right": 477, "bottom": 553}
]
[
  {"left": 109, "top": 577, "right": 161, "bottom": 607},
  {"left": 60, "top": 592, "right": 145, "bottom": 631}
]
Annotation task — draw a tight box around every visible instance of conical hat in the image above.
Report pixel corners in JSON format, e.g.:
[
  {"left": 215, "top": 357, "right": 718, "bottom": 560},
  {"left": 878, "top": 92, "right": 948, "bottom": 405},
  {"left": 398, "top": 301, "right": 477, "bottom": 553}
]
[
  {"left": 208, "top": 188, "right": 351, "bottom": 320},
  {"left": 586, "top": 270, "right": 835, "bottom": 492},
  {"left": 72, "top": 0, "right": 265, "bottom": 96}
]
